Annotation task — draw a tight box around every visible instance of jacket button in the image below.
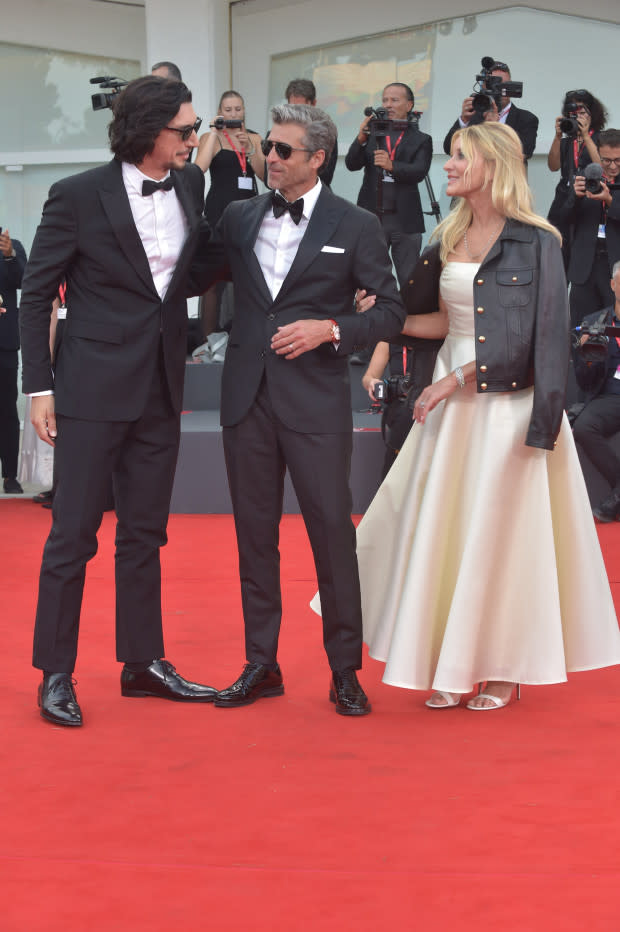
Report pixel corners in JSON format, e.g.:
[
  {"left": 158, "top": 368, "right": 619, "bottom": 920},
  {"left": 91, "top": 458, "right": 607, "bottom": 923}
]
[
  {"left": 511, "top": 381, "right": 517, "bottom": 388},
  {"left": 408, "top": 279, "right": 414, "bottom": 285},
  {"left": 480, "top": 382, "right": 488, "bottom": 390},
  {"left": 476, "top": 278, "right": 484, "bottom": 285},
  {"left": 512, "top": 276, "right": 518, "bottom": 282},
  {"left": 423, "top": 260, "right": 429, "bottom": 265},
  {"left": 480, "top": 365, "right": 487, "bottom": 373},
  {"left": 476, "top": 306, "right": 484, "bottom": 314},
  {"left": 478, "top": 335, "right": 486, "bottom": 343},
  {"left": 267, "top": 313, "right": 275, "bottom": 320}
]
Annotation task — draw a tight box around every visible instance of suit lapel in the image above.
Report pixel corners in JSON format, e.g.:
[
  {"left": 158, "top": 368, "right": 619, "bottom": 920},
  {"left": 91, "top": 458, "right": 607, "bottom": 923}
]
[
  {"left": 165, "top": 168, "right": 204, "bottom": 297},
  {"left": 239, "top": 193, "right": 275, "bottom": 305},
  {"left": 97, "top": 159, "right": 157, "bottom": 296},
  {"left": 275, "top": 185, "right": 341, "bottom": 303}
]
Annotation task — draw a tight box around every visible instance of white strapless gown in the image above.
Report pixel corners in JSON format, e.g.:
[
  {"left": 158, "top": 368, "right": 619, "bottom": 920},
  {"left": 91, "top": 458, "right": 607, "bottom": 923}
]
[{"left": 352, "top": 262, "right": 620, "bottom": 691}]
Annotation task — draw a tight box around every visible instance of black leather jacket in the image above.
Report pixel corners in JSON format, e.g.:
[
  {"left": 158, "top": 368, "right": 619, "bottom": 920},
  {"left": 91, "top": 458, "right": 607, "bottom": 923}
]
[{"left": 419, "top": 220, "right": 569, "bottom": 450}]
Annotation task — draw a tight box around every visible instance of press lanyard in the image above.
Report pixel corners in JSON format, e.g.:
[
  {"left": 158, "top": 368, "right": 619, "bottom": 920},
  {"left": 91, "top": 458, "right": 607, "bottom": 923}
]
[
  {"left": 58, "top": 282, "right": 67, "bottom": 307},
  {"left": 222, "top": 130, "right": 247, "bottom": 176},
  {"left": 385, "top": 132, "right": 404, "bottom": 163}
]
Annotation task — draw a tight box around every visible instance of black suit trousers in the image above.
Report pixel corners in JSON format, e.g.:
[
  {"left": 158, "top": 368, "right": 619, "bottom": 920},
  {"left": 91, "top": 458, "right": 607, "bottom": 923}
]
[
  {"left": 573, "top": 393, "right": 620, "bottom": 488},
  {"left": 32, "top": 348, "right": 180, "bottom": 672},
  {"left": 223, "top": 377, "right": 363, "bottom": 672},
  {"left": 0, "top": 351, "right": 19, "bottom": 479}
]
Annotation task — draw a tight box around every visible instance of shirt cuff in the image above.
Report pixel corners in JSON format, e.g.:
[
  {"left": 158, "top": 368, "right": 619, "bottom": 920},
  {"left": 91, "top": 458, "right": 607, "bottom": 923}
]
[{"left": 29, "top": 390, "right": 54, "bottom": 397}]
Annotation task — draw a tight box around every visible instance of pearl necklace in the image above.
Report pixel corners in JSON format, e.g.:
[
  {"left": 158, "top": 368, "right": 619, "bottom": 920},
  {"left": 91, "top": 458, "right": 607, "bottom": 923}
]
[{"left": 462, "top": 224, "right": 503, "bottom": 261}]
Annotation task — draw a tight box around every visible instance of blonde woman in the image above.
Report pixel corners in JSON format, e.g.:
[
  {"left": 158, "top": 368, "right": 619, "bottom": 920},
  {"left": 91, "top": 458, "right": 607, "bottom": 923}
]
[{"left": 353, "top": 122, "right": 620, "bottom": 710}]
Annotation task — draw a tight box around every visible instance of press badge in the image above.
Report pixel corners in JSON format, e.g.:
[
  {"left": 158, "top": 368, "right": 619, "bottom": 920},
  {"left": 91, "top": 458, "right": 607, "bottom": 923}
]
[
  {"left": 238, "top": 177, "right": 254, "bottom": 190},
  {"left": 598, "top": 223, "right": 606, "bottom": 238}
]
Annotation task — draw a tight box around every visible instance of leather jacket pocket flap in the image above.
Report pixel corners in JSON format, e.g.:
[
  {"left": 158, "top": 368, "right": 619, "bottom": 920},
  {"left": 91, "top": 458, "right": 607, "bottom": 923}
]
[{"left": 497, "top": 268, "right": 533, "bottom": 307}]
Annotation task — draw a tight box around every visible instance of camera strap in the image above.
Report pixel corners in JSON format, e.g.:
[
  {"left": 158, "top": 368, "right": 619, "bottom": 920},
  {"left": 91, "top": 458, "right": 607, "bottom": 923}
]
[
  {"left": 573, "top": 130, "right": 596, "bottom": 171},
  {"left": 222, "top": 130, "right": 247, "bottom": 176}
]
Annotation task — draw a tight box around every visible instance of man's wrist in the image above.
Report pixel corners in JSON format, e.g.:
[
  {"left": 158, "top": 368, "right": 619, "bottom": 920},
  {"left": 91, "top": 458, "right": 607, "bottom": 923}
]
[{"left": 328, "top": 319, "right": 340, "bottom": 343}]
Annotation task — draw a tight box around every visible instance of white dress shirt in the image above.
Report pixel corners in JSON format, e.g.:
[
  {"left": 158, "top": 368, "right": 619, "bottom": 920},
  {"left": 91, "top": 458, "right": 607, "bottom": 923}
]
[
  {"left": 122, "top": 162, "right": 188, "bottom": 299},
  {"left": 254, "top": 179, "right": 322, "bottom": 299}
]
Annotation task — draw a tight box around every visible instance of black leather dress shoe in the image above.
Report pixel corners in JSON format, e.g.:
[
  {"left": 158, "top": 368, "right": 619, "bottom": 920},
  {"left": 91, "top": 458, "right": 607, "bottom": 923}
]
[
  {"left": 3, "top": 477, "right": 23, "bottom": 494},
  {"left": 593, "top": 488, "right": 620, "bottom": 523},
  {"left": 329, "top": 670, "right": 371, "bottom": 716},
  {"left": 38, "top": 673, "right": 83, "bottom": 727},
  {"left": 120, "top": 659, "right": 217, "bottom": 702},
  {"left": 214, "top": 662, "right": 284, "bottom": 708}
]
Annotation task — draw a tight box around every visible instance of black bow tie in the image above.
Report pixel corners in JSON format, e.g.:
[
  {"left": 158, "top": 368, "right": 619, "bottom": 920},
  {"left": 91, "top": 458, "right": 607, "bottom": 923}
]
[
  {"left": 142, "top": 176, "right": 174, "bottom": 196},
  {"left": 272, "top": 191, "right": 304, "bottom": 225}
]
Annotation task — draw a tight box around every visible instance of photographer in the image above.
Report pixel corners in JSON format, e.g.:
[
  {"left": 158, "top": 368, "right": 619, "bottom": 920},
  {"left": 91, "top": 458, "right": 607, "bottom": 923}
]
[
  {"left": 547, "top": 90, "right": 607, "bottom": 271},
  {"left": 195, "top": 91, "right": 264, "bottom": 340},
  {"left": 553, "top": 129, "right": 620, "bottom": 327},
  {"left": 0, "top": 226, "right": 27, "bottom": 494},
  {"left": 443, "top": 60, "right": 538, "bottom": 161},
  {"left": 345, "top": 83, "right": 432, "bottom": 288},
  {"left": 547, "top": 90, "right": 606, "bottom": 181},
  {"left": 572, "top": 261, "right": 620, "bottom": 521},
  {"left": 360, "top": 246, "right": 444, "bottom": 477}
]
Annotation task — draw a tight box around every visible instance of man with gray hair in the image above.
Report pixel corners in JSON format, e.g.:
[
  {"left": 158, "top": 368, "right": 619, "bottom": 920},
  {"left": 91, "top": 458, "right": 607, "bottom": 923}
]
[{"left": 206, "top": 104, "right": 405, "bottom": 714}]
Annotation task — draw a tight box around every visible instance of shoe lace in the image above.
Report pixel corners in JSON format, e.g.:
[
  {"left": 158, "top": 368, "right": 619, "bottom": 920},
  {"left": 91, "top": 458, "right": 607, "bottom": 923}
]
[{"left": 49, "top": 676, "right": 78, "bottom": 700}]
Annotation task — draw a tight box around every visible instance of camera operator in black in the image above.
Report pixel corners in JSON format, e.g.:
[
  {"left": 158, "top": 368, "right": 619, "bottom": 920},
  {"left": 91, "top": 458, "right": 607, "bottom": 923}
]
[
  {"left": 551, "top": 129, "right": 620, "bottom": 328},
  {"left": 346, "top": 83, "right": 432, "bottom": 288},
  {"left": 443, "top": 60, "right": 538, "bottom": 161},
  {"left": 548, "top": 90, "right": 606, "bottom": 182},
  {"left": 547, "top": 90, "right": 607, "bottom": 270},
  {"left": 360, "top": 245, "right": 444, "bottom": 478},
  {"left": 572, "top": 261, "right": 620, "bottom": 521}
]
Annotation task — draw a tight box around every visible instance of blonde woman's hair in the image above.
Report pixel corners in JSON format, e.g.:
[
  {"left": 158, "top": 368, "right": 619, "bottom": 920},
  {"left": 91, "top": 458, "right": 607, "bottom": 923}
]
[{"left": 431, "top": 122, "right": 561, "bottom": 263}]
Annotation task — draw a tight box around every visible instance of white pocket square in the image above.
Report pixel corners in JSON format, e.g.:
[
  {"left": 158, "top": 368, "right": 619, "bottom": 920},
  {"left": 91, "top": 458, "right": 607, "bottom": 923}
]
[{"left": 321, "top": 245, "right": 345, "bottom": 254}]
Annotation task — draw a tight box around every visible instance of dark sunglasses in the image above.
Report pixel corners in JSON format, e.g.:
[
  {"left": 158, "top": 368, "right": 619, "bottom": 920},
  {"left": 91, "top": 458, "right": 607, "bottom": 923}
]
[
  {"left": 164, "top": 118, "right": 202, "bottom": 141},
  {"left": 261, "top": 138, "right": 311, "bottom": 160}
]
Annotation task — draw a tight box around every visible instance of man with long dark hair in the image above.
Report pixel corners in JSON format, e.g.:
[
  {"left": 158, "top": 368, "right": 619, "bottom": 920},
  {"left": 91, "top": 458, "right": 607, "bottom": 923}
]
[{"left": 20, "top": 75, "right": 216, "bottom": 726}]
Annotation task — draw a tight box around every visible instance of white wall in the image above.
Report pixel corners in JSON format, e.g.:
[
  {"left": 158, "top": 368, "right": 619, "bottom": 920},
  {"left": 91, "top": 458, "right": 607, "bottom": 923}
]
[{"left": 2, "top": 0, "right": 146, "bottom": 60}]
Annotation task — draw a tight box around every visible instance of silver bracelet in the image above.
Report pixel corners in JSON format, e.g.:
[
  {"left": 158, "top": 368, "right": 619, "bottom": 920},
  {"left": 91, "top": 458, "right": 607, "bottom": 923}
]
[{"left": 454, "top": 366, "right": 465, "bottom": 388}]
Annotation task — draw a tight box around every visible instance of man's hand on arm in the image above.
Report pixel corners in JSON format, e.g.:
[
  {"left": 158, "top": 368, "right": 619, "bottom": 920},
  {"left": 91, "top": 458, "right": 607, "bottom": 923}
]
[
  {"left": 31, "top": 395, "right": 57, "bottom": 446},
  {"left": 460, "top": 97, "right": 475, "bottom": 126},
  {"left": 271, "top": 320, "right": 334, "bottom": 359},
  {"left": 355, "top": 289, "right": 377, "bottom": 314}
]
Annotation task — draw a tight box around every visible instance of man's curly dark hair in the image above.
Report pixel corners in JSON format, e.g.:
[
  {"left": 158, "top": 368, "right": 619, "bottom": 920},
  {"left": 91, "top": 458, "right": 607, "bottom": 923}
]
[{"left": 108, "top": 75, "right": 193, "bottom": 164}]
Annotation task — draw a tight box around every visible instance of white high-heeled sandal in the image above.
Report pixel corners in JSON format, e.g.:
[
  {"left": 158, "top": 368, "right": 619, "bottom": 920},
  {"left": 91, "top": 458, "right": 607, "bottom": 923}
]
[{"left": 425, "top": 690, "right": 462, "bottom": 709}]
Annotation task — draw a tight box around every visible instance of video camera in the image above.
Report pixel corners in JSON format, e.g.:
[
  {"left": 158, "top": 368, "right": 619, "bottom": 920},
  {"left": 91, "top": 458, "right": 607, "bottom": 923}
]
[
  {"left": 363, "top": 106, "right": 422, "bottom": 138},
  {"left": 210, "top": 117, "right": 243, "bottom": 131},
  {"left": 90, "top": 76, "right": 128, "bottom": 112},
  {"left": 469, "top": 56, "right": 523, "bottom": 122}
]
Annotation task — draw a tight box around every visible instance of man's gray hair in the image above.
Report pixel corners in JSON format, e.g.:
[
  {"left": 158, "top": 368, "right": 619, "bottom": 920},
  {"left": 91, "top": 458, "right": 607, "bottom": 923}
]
[
  {"left": 271, "top": 104, "right": 337, "bottom": 163},
  {"left": 612, "top": 259, "right": 620, "bottom": 279}
]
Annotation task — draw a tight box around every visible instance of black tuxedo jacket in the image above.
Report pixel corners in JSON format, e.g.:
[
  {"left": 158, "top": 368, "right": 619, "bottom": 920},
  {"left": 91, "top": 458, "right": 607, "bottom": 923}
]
[
  {"left": 554, "top": 187, "right": 620, "bottom": 284},
  {"left": 345, "top": 125, "right": 432, "bottom": 233},
  {"left": 213, "top": 185, "right": 405, "bottom": 432},
  {"left": 443, "top": 103, "right": 539, "bottom": 159},
  {"left": 20, "top": 158, "right": 206, "bottom": 419}
]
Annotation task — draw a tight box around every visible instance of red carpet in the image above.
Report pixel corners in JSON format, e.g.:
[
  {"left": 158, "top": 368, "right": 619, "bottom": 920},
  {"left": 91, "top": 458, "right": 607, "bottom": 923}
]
[{"left": 2, "top": 500, "right": 620, "bottom": 931}]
